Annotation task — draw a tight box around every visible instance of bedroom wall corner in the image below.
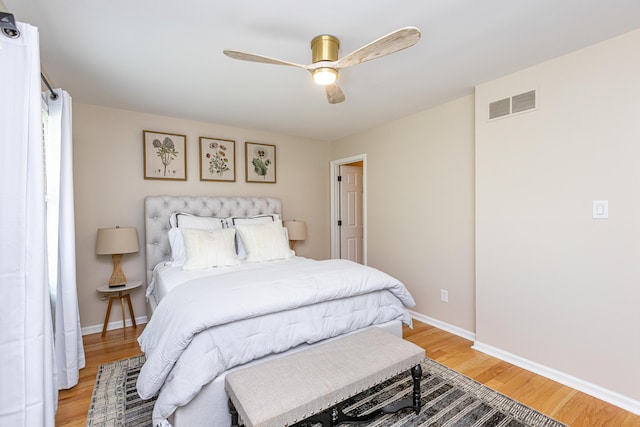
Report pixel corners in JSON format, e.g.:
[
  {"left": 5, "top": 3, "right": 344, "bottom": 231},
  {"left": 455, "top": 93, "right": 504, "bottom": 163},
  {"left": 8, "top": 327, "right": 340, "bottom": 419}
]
[
  {"left": 330, "top": 95, "right": 476, "bottom": 335},
  {"left": 72, "top": 104, "right": 331, "bottom": 331}
]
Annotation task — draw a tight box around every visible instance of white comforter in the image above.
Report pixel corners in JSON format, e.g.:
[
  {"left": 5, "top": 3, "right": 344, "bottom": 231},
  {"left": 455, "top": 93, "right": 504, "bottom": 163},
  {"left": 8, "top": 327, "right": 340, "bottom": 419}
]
[{"left": 137, "top": 258, "right": 415, "bottom": 427}]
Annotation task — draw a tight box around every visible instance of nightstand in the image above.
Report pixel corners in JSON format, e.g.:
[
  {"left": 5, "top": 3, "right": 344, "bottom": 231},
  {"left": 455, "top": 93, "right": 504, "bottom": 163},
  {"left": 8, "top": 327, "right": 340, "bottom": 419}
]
[{"left": 96, "top": 281, "right": 143, "bottom": 337}]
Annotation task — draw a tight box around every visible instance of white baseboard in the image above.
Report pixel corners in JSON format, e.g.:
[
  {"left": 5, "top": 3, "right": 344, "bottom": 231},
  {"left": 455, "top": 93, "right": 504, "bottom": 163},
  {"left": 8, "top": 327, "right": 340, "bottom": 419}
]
[
  {"left": 472, "top": 341, "right": 640, "bottom": 416},
  {"left": 409, "top": 310, "right": 476, "bottom": 341},
  {"left": 81, "top": 315, "right": 148, "bottom": 336},
  {"left": 409, "top": 310, "right": 639, "bottom": 415}
]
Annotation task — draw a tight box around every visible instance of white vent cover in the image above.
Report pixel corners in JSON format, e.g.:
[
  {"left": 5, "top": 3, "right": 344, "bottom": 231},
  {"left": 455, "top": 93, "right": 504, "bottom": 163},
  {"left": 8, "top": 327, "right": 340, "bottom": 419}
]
[{"left": 489, "top": 90, "right": 536, "bottom": 120}]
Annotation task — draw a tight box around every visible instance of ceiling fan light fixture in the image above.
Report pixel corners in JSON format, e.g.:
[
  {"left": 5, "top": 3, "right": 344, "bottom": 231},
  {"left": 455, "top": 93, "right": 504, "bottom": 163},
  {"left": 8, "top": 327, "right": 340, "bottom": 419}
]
[
  {"left": 312, "top": 67, "right": 337, "bottom": 86},
  {"left": 224, "top": 27, "right": 421, "bottom": 104}
]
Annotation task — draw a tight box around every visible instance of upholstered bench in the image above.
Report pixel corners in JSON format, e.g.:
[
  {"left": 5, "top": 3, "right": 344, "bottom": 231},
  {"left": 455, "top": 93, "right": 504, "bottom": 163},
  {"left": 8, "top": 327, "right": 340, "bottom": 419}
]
[{"left": 225, "top": 327, "right": 425, "bottom": 427}]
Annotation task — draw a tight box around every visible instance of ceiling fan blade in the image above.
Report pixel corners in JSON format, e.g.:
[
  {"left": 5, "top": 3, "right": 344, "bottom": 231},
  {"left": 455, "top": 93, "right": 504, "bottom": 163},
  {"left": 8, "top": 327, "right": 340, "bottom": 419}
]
[
  {"left": 223, "top": 50, "right": 307, "bottom": 68},
  {"left": 326, "top": 83, "right": 345, "bottom": 104},
  {"left": 334, "top": 27, "right": 421, "bottom": 69}
]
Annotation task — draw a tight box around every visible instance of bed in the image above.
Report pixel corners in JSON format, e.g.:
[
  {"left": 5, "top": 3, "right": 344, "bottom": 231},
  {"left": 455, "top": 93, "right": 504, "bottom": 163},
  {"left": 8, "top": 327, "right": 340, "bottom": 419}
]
[{"left": 138, "top": 195, "right": 416, "bottom": 427}]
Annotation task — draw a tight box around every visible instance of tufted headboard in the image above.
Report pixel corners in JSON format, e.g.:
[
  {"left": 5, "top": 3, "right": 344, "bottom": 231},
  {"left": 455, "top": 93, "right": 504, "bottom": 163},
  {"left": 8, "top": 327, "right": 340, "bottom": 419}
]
[{"left": 144, "top": 195, "right": 282, "bottom": 284}]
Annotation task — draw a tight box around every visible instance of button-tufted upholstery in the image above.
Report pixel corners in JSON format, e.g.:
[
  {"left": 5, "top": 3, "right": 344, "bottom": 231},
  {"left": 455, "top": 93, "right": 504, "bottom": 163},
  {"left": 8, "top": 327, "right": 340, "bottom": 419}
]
[{"left": 144, "top": 196, "right": 282, "bottom": 284}]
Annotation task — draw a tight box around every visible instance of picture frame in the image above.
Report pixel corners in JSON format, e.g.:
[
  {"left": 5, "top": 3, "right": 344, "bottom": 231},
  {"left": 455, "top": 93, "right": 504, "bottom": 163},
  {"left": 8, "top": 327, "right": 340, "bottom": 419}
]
[
  {"left": 245, "top": 141, "right": 276, "bottom": 183},
  {"left": 143, "top": 130, "right": 187, "bottom": 180},
  {"left": 199, "top": 137, "right": 236, "bottom": 182}
]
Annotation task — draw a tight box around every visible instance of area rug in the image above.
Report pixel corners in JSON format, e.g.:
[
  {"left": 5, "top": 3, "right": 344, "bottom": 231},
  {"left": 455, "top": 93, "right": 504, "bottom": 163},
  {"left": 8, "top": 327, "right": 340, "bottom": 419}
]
[
  {"left": 87, "top": 355, "right": 567, "bottom": 427},
  {"left": 86, "top": 355, "right": 155, "bottom": 427}
]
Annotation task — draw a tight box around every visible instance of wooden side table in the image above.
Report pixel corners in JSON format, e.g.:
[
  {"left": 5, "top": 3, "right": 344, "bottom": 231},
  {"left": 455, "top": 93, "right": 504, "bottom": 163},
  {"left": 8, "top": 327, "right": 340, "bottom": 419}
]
[{"left": 96, "top": 281, "right": 143, "bottom": 337}]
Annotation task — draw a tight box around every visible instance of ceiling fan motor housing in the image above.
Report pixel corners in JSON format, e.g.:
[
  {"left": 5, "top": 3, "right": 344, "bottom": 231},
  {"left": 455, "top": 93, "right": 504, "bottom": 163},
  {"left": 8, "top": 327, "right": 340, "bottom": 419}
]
[{"left": 311, "top": 35, "right": 339, "bottom": 63}]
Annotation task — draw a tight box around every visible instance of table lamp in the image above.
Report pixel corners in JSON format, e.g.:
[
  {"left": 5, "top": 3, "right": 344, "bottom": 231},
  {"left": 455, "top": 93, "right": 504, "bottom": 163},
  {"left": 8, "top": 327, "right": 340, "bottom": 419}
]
[
  {"left": 96, "top": 226, "right": 139, "bottom": 287},
  {"left": 283, "top": 220, "right": 307, "bottom": 250}
]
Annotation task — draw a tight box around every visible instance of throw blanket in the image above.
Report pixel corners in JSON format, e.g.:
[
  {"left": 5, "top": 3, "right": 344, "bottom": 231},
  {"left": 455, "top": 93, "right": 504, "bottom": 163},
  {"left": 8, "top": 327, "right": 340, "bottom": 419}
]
[{"left": 137, "top": 259, "right": 415, "bottom": 427}]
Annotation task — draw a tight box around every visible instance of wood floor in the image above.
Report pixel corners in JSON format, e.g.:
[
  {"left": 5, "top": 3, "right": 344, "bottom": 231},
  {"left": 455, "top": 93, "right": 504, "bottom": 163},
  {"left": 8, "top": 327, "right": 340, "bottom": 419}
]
[
  {"left": 56, "top": 320, "right": 639, "bottom": 426},
  {"left": 56, "top": 325, "right": 145, "bottom": 427}
]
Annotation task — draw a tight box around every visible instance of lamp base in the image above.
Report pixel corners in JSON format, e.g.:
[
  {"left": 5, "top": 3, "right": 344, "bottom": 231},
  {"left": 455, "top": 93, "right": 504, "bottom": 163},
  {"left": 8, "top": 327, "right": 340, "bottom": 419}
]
[{"left": 108, "top": 253, "right": 127, "bottom": 287}]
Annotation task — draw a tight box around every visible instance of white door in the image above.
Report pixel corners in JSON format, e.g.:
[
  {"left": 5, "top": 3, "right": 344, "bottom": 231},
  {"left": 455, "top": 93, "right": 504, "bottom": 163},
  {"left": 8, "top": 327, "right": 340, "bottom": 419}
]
[{"left": 339, "top": 165, "right": 363, "bottom": 263}]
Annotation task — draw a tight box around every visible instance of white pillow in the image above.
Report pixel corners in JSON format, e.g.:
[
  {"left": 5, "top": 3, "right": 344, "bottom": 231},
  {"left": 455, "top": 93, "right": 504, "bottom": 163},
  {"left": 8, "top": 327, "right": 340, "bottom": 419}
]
[
  {"left": 225, "top": 214, "right": 280, "bottom": 259},
  {"left": 168, "top": 214, "right": 225, "bottom": 265},
  {"left": 225, "top": 214, "right": 280, "bottom": 227},
  {"left": 235, "top": 220, "right": 294, "bottom": 263},
  {"left": 168, "top": 227, "right": 187, "bottom": 266},
  {"left": 173, "top": 213, "right": 225, "bottom": 230},
  {"left": 181, "top": 228, "right": 240, "bottom": 270}
]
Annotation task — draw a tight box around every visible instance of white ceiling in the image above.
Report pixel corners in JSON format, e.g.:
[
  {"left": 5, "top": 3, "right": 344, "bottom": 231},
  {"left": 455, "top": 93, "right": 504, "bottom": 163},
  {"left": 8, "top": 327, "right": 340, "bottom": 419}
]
[{"left": 5, "top": 1, "right": 640, "bottom": 141}]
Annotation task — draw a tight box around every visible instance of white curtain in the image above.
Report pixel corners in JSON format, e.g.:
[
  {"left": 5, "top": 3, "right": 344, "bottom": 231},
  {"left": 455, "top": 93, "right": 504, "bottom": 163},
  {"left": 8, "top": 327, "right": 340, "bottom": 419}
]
[
  {"left": 0, "top": 22, "right": 57, "bottom": 427},
  {"left": 44, "top": 89, "right": 86, "bottom": 389}
]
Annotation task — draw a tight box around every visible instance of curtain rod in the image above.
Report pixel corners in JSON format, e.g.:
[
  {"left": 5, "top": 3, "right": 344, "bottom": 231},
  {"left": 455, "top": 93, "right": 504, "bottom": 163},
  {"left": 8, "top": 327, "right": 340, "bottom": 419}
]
[
  {"left": 0, "top": 12, "right": 20, "bottom": 39},
  {"left": 1, "top": 13, "right": 58, "bottom": 101},
  {"left": 41, "top": 73, "right": 58, "bottom": 100}
]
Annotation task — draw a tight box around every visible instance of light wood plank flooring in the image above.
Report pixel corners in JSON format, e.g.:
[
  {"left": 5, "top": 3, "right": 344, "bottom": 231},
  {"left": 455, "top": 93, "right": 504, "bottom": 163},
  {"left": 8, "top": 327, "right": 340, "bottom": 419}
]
[
  {"left": 56, "top": 320, "right": 639, "bottom": 426},
  {"left": 56, "top": 326, "right": 144, "bottom": 427}
]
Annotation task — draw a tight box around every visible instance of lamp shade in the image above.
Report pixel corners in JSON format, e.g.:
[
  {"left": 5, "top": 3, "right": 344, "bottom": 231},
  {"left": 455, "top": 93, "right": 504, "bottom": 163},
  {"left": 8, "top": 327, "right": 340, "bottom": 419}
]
[
  {"left": 96, "top": 227, "right": 139, "bottom": 255},
  {"left": 283, "top": 220, "right": 307, "bottom": 241}
]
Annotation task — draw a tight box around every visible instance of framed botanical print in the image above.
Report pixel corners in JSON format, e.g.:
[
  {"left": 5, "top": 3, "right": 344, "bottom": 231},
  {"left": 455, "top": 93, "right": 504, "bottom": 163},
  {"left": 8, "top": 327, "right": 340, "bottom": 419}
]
[
  {"left": 143, "top": 130, "right": 187, "bottom": 180},
  {"left": 199, "top": 137, "right": 236, "bottom": 182},
  {"left": 245, "top": 141, "right": 276, "bottom": 183}
]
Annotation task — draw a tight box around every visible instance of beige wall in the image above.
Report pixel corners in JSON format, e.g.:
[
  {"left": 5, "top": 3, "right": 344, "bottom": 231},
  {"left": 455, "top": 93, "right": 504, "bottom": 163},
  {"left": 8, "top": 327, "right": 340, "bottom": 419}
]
[
  {"left": 73, "top": 103, "right": 331, "bottom": 330},
  {"left": 331, "top": 95, "right": 476, "bottom": 333},
  {"left": 476, "top": 29, "right": 640, "bottom": 401}
]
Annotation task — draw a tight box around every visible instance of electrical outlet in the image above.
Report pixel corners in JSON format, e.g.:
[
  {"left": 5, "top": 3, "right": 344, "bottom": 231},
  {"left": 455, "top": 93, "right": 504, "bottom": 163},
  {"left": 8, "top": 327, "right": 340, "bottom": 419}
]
[{"left": 440, "top": 289, "right": 449, "bottom": 303}]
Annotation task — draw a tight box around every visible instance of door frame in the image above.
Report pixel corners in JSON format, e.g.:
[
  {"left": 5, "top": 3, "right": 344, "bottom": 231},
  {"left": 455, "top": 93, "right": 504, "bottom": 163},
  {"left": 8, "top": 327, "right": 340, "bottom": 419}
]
[{"left": 330, "top": 154, "right": 367, "bottom": 264}]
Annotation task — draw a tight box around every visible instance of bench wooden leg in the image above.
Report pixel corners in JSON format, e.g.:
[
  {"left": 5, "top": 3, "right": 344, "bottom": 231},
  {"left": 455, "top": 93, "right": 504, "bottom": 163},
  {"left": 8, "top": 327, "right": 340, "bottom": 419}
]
[
  {"left": 298, "top": 363, "right": 423, "bottom": 426},
  {"left": 229, "top": 398, "right": 240, "bottom": 427},
  {"left": 411, "top": 363, "right": 422, "bottom": 414}
]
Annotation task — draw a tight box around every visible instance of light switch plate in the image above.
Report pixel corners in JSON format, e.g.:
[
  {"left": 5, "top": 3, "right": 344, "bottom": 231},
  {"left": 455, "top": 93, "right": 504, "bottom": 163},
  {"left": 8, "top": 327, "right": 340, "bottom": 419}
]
[{"left": 592, "top": 200, "right": 608, "bottom": 219}]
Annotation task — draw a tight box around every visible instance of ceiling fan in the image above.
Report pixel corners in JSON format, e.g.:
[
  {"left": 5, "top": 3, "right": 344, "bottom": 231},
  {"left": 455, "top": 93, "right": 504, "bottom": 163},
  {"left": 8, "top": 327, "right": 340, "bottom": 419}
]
[{"left": 223, "top": 27, "right": 421, "bottom": 104}]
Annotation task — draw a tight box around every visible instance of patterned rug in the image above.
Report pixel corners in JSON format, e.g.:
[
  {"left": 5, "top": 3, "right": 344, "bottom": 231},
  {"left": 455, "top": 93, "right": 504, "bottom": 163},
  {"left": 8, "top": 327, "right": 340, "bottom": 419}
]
[
  {"left": 86, "top": 355, "right": 156, "bottom": 427},
  {"left": 86, "top": 355, "right": 566, "bottom": 427}
]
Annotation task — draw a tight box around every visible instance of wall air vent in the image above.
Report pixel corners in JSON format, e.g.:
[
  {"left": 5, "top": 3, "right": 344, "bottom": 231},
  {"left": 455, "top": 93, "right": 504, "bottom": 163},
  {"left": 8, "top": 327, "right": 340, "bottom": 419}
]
[
  {"left": 488, "top": 89, "right": 537, "bottom": 120},
  {"left": 512, "top": 90, "right": 536, "bottom": 114},
  {"left": 489, "top": 98, "right": 511, "bottom": 120}
]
